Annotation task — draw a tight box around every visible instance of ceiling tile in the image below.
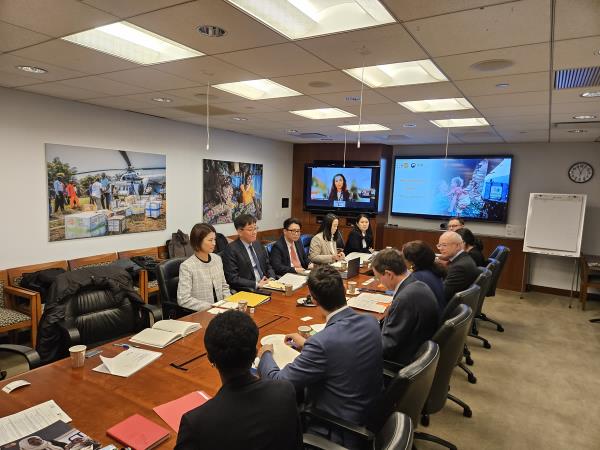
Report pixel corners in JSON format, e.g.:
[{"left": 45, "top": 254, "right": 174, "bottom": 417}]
[
  {"left": 404, "top": 0, "right": 550, "bottom": 57},
  {"left": 259, "top": 96, "right": 331, "bottom": 111},
  {"left": 316, "top": 89, "right": 393, "bottom": 109},
  {"left": 81, "top": 0, "right": 190, "bottom": 18},
  {"left": 154, "top": 56, "right": 258, "bottom": 84},
  {"left": 102, "top": 67, "right": 198, "bottom": 90},
  {"left": 18, "top": 81, "right": 106, "bottom": 100},
  {"left": 455, "top": 72, "right": 549, "bottom": 96},
  {"left": 59, "top": 75, "right": 149, "bottom": 96},
  {"left": 551, "top": 99, "right": 600, "bottom": 113},
  {"left": 494, "top": 129, "right": 549, "bottom": 142},
  {"left": 216, "top": 43, "right": 334, "bottom": 78},
  {"left": 434, "top": 43, "right": 550, "bottom": 81},
  {"left": 553, "top": 36, "right": 600, "bottom": 70},
  {"left": 271, "top": 71, "right": 362, "bottom": 95},
  {"left": 84, "top": 96, "right": 150, "bottom": 110},
  {"left": 552, "top": 111, "right": 600, "bottom": 122},
  {"left": 488, "top": 115, "right": 549, "bottom": 128},
  {"left": 383, "top": 0, "right": 512, "bottom": 22},
  {"left": 128, "top": 0, "right": 287, "bottom": 55},
  {"left": 0, "top": 0, "right": 117, "bottom": 37},
  {"left": 207, "top": 100, "right": 280, "bottom": 114},
  {"left": 11, "top": 39, "right": 138, "bottom": 75},
  {"left": 469, "top": 91, "right": 549, "bottom": 109},
  {"left": 0, "top": 69, "right": 46, "bottom": 88},
  {"left": 552, "top": 88, "right": 600, "bottom": 104},
  {"left": 554, "top": 0, "right": 600, "bottom": 41},
  {"left": 113, "top": 91, "right": 197, "bottom": 108},
  {"left": 477, "top": 104, "right": 549, "bottom": 118},
  {"left": 0, "top": 21, "right": 51, "bottom": 52},
  {"left": 297, "top": 24, "right": 426, "bottom": 70},
  {"left": 377, "top": 82, "right": 463, "bottom": 102},
  {"left": 0, "top": 53, "right": 87, "bottom": 83},
  {"left": 160, "top": 86, "right": 243, "bottom": 104},
  {"left": 550, "top": 127, "right": 599, "bottom": 142}
]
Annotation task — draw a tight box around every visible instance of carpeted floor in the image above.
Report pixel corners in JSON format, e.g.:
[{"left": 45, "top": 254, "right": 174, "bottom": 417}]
[{"left": 415, "top": 289, "right": 600, "bottom": 450}]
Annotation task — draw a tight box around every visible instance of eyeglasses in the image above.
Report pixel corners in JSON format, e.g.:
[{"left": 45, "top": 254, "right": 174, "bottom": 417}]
[
  {"left": 242, "top": 226, "right": 258, "bottom": 232},
  {"left": 437, "top": 242, "right": 461, "bottom": 249},
  {"left": 286, "top": 229, "right": 301, "bottom": 234}
]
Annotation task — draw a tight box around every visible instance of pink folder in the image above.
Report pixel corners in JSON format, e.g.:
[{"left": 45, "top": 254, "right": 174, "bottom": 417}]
[{"left": 153, "top": 391, "right": 211, "bottom": 432}]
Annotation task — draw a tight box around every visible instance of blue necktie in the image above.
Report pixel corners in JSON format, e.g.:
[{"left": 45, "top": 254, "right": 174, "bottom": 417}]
[{"left": 248, "top": 244, "right": 264, "bottom": 280}]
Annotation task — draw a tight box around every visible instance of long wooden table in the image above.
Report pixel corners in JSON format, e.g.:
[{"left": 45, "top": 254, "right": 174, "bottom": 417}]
[{"left": 0, "top": 274, "right": 384, "bottom": 449}]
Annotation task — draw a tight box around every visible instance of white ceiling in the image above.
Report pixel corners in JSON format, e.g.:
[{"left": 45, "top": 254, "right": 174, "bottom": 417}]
[{"left": 2, "top": 0, "right": 600, "bottom": 145}]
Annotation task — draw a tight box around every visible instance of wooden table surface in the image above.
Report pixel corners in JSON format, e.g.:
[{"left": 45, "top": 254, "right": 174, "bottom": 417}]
[{"left": 0, "top": 273, "right": 385, "bottom": 449}]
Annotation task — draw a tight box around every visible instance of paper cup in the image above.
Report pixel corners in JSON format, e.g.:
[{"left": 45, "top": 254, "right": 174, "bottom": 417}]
[
  {"left": 238, "top": 300, "right": 248, "bottom": 313},
  {"left": 284, "top": 283, "right": 293, "bottom": 296},
  {"left": 69, "top": 345, "right": 87, "bottom": 368},
  {"left": 348, "top": 281, "right": 357, "bottom": 294},
  {"left": 298, "top": 325, "right": 312, "bottom": 338},
  {"left": 340, "top": 260, "right": 348, "bottom": 271}
]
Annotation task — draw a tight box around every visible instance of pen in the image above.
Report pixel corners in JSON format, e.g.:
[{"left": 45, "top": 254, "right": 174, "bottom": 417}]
[{"left": 112, "top": 343, "right": 139, "bottom": 349}]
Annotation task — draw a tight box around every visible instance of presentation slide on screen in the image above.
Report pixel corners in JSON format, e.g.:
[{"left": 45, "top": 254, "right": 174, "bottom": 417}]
[
  {"left": 391, "top": 157, "right": 512, "bottom": 221},
  {"left": 307, "top": 167, "right": 376, "bottom": 209}
]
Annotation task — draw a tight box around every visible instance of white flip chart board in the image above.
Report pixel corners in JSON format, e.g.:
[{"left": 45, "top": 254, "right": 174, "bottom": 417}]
[{"left": 523, "top": 193, "right": 587, "bottom": 257}]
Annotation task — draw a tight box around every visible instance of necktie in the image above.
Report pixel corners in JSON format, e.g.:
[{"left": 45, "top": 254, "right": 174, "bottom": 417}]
[
  {"left": 248, "top": 244, "right": 264, "bottom": 280},
  {"left": 290, "top": 242, "right": 302, "bottom": 268}
]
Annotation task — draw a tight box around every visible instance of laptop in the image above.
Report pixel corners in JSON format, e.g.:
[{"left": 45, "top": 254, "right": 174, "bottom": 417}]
[{"left": 341, "top": 257, "right": 360, "bottom": 279}]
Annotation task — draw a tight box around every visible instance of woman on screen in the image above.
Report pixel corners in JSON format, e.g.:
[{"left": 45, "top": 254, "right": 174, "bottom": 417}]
[
  {"left": 344, "top": 214, "right": 374, "bottom": 254},
  {"left": 309, "top": 213, "right": 345, "bottom": 264},
  {"left": 328, "top": 173, "right": 351, "bottom": 202},
  {"left": 402, "top": 241, "right": 446, "bottom": 311}
]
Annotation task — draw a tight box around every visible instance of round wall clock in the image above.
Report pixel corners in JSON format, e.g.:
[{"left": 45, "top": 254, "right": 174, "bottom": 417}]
[{"left": 568, "top": 162, "right": 594, "bottom": 183}]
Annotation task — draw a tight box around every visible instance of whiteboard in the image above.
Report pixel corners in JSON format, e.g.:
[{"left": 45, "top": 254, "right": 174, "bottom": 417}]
[{"left": 523, "top": 193, "right": 587, "bottom": 257}]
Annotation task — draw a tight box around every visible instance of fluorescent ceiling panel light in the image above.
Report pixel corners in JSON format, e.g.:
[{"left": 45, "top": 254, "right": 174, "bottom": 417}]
[
  {"left": 339, "top": 124, "right": 390, "bottom": 132},
  {"left": 62, "top": 21, "right": 203, "bottom": 65},
  {"left": 343, "top": 60, "right": 447, "bottom": 88},
  {"left": 225, "top": 0, "right": 395, "bottom": 39},
  {"left": 399, "top": 98, "right": 474, "bottom": 113},
  {"left": 290, "top": 108, "right": 355, "bottom": 119},
  {"left": 212, "top": 79, "right": 302, "bottom": 100},
  {"left": 430, "top": 118, "right": 489, "bottom": 128}
]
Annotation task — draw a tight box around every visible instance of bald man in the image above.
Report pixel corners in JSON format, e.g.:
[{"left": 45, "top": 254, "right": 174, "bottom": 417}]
[{"left": 438, "top": 231, "right": 480, "bottom": 302}]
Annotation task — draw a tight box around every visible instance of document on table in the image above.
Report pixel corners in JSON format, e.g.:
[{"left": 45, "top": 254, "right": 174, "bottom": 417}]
[
  {"left": 347, "top": 292, "right": 393, "bottom": 313},
  {"left": 93, "top": 347, "right": 161, "bottom": 377},
  {"left": 0, "top": 400, "right": 72, "bottom": 445}
]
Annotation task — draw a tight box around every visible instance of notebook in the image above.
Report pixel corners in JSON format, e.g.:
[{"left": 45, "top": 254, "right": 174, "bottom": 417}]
[
  {"left": 347, "top": 292, "right": 393, "bottom": 313},
  {"left": 93, "top": 347, "right": 161, "bottom": 377},
  {"left": 153, "top": 391, "right": 211, "bottom": 432},
  {"left": 107, "top": 414, "right": 169, "bottom": 450},
  {"left": 264, "top": 273, "right": 307, "bottom": 291},
  {"left": 225, "top": 291, "right": 271, "bottom": 307},
  {"left": 129, "top": 320, "right": 201, "bottom": 348}
]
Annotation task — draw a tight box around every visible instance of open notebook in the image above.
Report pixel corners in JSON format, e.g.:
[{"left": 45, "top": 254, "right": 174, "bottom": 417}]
[
  {"left": 264, "top": 273, "right": 307, "bottom": 292},
  {"left": 130, "top": 320, "right": 201, "bottom": 348},
  {"left": 93, "top": 347, "right": 162, "bottom": 377}
]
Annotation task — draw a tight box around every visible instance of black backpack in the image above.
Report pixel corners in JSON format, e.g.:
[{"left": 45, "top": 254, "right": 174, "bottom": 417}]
[
  {"left": 130, "top": 256, "right": 159, "bottom": 281},
  {"left": 167, "top": 230, "right": 194, "bottom": 258}
]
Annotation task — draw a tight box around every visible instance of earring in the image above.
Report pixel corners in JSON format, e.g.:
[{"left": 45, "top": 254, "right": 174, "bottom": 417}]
[{"left": 210, "top": 362, "right": 215, "bottom": 368}]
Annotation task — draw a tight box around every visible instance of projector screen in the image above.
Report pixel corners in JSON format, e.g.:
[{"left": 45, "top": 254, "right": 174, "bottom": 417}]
[{"left": 391, "top": 155, "right": 513, "bottom": 223}]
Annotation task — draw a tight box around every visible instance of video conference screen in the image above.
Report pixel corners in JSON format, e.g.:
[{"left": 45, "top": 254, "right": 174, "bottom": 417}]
[
  {"left": 304, "top": 165, "right": 379, "bottom": 213},
  {"left": 391, "top": 156, "right": 513, "bottom": 222}
]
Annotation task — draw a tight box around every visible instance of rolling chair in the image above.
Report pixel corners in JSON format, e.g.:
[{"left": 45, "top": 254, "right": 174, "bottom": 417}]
[
  {"left": 264, "top": 242, "right": 275, "bottom": 255},
  {"left": 300, "top": 234, "right": 314, "bottom": 256},
  {"left": 156, "top": 258, "right": 195, "bottom": 319},
  {"left": 469, "top": 267, "right": 493, "bottom": 349},
  {"left": 0, "top": 344, "right": 41, "bottom": 380},
  {"left": 482, "top": 246, "right": 511, "bottom": 332}
]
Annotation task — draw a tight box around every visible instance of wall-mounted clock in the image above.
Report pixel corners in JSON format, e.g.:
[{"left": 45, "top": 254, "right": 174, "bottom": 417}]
[{"left": 568, "top": 162, "right": 594, "bottom": 183}]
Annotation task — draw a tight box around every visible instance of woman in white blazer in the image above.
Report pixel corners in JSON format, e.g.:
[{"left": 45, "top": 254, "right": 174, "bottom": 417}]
[
  {"left": 177, "top": 223, "right": 231, "bottom": 311},
  {"left": 309, "top": 213, "right": 345, "bottom": 264}
]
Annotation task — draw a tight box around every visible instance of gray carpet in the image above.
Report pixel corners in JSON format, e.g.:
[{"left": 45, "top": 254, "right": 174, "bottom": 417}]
[{"left": 415, "top": 289, "right": 600, "bottom": 450}]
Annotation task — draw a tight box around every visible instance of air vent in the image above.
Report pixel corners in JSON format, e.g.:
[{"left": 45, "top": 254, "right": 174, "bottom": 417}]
[
  {"left": 174, "top": 105, "right": 236, "bottom": 116},
  {"left": 553, "top": 121, "right": 600, "bottom": 129},
  {"left": 288, "top": 132, "right": 328, "bottom": 139},
  {"left": 554, "top": 67, "right": 600, "bottom": 89}
]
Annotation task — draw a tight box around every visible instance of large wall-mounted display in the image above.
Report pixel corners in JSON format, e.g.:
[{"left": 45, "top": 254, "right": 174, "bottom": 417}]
[
  {"left": 46, "top": 143, "right": 166, "bottom": 241},
  {"left": 203, "top": 159, "right": 263, "bottom": 225},
  {"left": 391, "top": 155, "right": 513, "bottom": 222}
]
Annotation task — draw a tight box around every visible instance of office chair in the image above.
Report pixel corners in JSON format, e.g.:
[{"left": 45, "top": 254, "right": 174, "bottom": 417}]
[
  {"left": 156, "top": 258, "right": 196, "bottom": 319},
  {"left": 482, "top": 246, "right": 511, "bottom": 332},
  {"left": 421, "top": 304, "right": 473, "bottom": 429},
  {"left": 264, "top": 242, "right": 275, "bottom": 255},
  {"left": 469, "top": 267, "right": 493, "bottom": 349},
  {"left": 0, "top": 344, "right": 41, "bottom": 380},
  {"left": 300, "top": 234, "right": 314, "bottom": 256}
]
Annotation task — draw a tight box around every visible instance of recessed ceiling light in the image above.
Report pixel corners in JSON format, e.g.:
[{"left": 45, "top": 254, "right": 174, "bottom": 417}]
[
  {"left": 197, "top": 25, "right": 227, "bottom": 37},
  {"left": 581, "top": 91, "right": 600, "bottom": 98},
  {"left": 568, "top": 129, "right": 588, "bottom": 133},
  {"left": 399, "top": 98, "right": 474, "bottom": 113},
  {"left": 61, "top": 21, "right": 203, "bottom": 65},
  {"left": 338, "top": 124, "right": 391, "bottom": 132},
  {"left": 232, "top": 117, "right": 248, "bottom": 121},
  {"left": 16, "top": 65, "right": 47, "bottom": 74},
  {"left": 496, "top": 83, "right": 510, "bottom": 88},
  {"left": 225, "top": 0, "right": 394, "bottom": 40},
  {"left": 343, "top": 60, "right": 447, "bottom": 88},
  {"left": 212, "top": 79, "right": 302, "bottom": 100},
  {"left": 573, "top": 114, "right": 597, "bottom": 120},
  {"left": 290, "top": 108, "right": 355, "bottom": 119},
  {"left": 403, "top": 123, "right": 417, "bottom": 128},
  {"left": 430, "top": 118, "right": 489, "bottom": 128},
  {"left": 152, "top": 97, "right": 172, "bottom": 103}
]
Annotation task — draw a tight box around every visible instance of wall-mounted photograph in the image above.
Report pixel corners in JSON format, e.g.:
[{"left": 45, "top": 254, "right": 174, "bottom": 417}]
[
  {"left": 46, "top": 143, "right": 166, "bottom": 242},
  {"left": 203, "top": 159, "right": 263, "bottom": 225}
]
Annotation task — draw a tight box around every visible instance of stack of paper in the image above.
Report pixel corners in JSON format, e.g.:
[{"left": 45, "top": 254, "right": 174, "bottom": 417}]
[
  {"left": 265, "top": 273, "right": 307, "bottom": 291},
  {"left": 93, "top": 347, "right": 161, "bottom": 377},
  {"left": 0, "top": 401, "right": 72, "bottom": 446},
  {"left": 260, "top": 334, "right": 300, "bottom": 368},
  {"left": 345, "top": 252, "right": 376, "bottom": 263},
  {"left": 347, "top": 292, "right": 393, "bottom": 313}
]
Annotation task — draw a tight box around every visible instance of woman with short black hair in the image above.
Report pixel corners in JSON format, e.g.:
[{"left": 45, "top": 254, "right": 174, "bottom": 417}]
[
  {"left": 456, "top": 228, "right": 486, "bottom": 267},
  {"left": 344, "top": 214, "right": 374, "bottom": 254},
  {"left": 402, "top": 240, "right": 447, "bottom": 311}
]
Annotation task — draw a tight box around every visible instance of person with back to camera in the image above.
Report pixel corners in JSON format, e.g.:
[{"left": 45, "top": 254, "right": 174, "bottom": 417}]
[
  {"left": 176, "top": 310, "right": 302, "bottom": 450},
  {"left": 402, "top": 240, "right": 447, "bottom": 312},
  {"left": 328, "top": 173, "right": 351, "bottom": 202},
  {"left": 309, "top": 213, "right": 345, "bottom": 264},
  {"left": 177, "top": 223, "right": 231, "bottom": 311},
  {"left": 344, "top": 213, "right": 374, "bottom": 254},
  {"left": 455, "top": 227, "right": 487, "bottom": 267}
]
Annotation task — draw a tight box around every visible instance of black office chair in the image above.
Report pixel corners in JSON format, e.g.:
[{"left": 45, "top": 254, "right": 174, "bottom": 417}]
[
  {"left": 156, "top": 258, "right": 195, "bottom": 319},
  {"left": 481, "top": 246, "right": 510, "bottom": 332},
  {"left": 0, "top": 344, "right": 41, "bottom": 380},
  {"left": 421, "top": 304, "right": 473, "bottom": 431},
  {"left": 469, "top": 267, "right": 493, "bottom": 349},
  {"left": 215, "top": 232, "right": 229, "bottom": 255}
]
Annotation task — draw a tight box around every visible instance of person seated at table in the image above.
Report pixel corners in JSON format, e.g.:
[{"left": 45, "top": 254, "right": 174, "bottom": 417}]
[
  {"left": 372, "top": 248, "right": 439, "bottom": 366},
  {"left": 402, "top": 240, "right": 447, "bottom": 312},
  {"left": 177, "top": 223, "right": 231, "bottom": 311},
  {"left": 223, "top": 214, "right": 276, "bottom": 291},
  {"left": 438, "top": 231, "right": 480, "bottom": 302},
  {"left": 270, "top": 218, "right": 312, "bottom": 276},
  {"left": 258, "top": 266, "right": 382, "bottom": 449},
  {"left": 309, "top": 213, "right": 345, "bottom": 264},
  {"left": 455, "top": 228, "right": 487, "bottom": 267},
  {"left": 447, "top": 217, "right": 465, "bottom": 232},
  {"left": 344, "top": 214, "right": 374, "bottom": 255},
  {"left": 176, "top": 310, "right": 302, "bottom": 450}
]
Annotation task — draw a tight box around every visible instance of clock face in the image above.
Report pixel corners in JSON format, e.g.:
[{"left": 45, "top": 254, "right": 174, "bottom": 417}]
[{"left": 568, "top": 162, "right": 594, "bottom": 183}]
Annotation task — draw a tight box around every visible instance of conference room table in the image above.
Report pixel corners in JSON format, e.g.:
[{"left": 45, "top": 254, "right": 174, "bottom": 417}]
[{"left": 0, "top": 273, "right": 385, "bottom": 449}]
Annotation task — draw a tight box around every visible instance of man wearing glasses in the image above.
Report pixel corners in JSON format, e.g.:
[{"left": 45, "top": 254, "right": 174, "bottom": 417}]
[
  {"left": 447, "top": 217, "right": 465, "bottom": 232},
  {"left": 438, "top": 231, "right": 479, "bottom": 302},
  {"left": 270, "top": 218, "right": 313, "bottom": 276},
  {"left": 223, "top": 214, "right": 276, "bottom": 292}
]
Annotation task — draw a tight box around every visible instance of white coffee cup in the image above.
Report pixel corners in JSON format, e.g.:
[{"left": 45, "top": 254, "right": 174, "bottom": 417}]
[
  {"left": 69, "top": 345, "right": 87, "bottom": 368},
  {"left": 348, "top": 281, "right": 357, "bottom": 294}
]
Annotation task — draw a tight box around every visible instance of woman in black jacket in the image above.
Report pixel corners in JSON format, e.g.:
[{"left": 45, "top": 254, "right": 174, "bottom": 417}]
[
  {"left": 344, "top": 214, "right": 374, "bottom": 254},
  {"left": 456, "top": 228, "right": 486, "bottom": 267}
]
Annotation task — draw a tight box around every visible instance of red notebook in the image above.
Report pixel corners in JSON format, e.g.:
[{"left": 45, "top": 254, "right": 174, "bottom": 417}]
[
  {"left": 107, "top": 414, "right": 170, "bottom": 450},
  {"left": 153, "top": 391, "right": 211, "bottom": 432}
]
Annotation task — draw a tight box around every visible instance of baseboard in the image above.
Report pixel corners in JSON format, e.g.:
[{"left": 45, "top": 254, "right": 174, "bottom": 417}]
[{"left": 527, "top": 284, "right": 600, "bottom": 300}]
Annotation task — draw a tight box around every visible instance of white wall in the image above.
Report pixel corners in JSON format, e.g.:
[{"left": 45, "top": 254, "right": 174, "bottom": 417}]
[
  {"left": 390, "top": 143, "right": 600, "bottom": 290},
  {"left": 0, "top": 88, "right": 293, "bottom": 269}
]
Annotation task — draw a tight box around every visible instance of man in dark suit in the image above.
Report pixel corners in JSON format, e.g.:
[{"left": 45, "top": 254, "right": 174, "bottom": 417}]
[
  {"left": 438, "top": 231, "right": 480, "bottom": 302},
  {"left": 176, "top": 310, "right": 302, "bottom": 450},
  {"left": 270, "top": 218, "right": 312, "bottom": 276},
  {"left": 223, "top": 214, "right": 276, "bottom": 291},
  {"left": 372, "top": 248, "right": 440, "bottom": 366},
  {"left": 258, "top": 266, "right": 382, "bottom": 449}
]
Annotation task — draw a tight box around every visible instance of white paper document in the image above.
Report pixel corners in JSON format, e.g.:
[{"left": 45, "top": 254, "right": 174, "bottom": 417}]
[
  {"left": 345, "top": 252, "right": 375, "bottom": 263},
  {"left": 264, "top": 273, "right": 307, "bottom": 291},
  {"left": 93, "top": 347, "right": 161, "bottom": 377},
  {"left": 0, "top": 400, "right": 71, "bottom": 445},
  {"left": 260, "top": 334, "right": 300, "bottom": 368},
  {"left": 347, "top": 292, "right": 393, "bottom": 313}
]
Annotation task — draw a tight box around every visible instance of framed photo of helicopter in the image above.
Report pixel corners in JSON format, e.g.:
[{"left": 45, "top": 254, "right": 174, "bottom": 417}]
[
  {"left": 203, "top": 159, "right": 263, "bottom": 225},
  {"left": 46, "top": 143, "right": 166, "bottom": 242}
]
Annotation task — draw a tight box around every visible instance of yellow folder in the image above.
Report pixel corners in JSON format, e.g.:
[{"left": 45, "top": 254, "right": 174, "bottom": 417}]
[{"left": 225, "top": 291, "right": 271, "bottom": 307}]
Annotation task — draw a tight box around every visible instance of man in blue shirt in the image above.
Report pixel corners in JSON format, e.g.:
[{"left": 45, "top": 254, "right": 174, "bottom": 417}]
[
  {"left": 52, "top": 176, "right": 65, "bottom": 213},
  {"left": 99, "top": 173, "right": 112, "bottom": 210}
]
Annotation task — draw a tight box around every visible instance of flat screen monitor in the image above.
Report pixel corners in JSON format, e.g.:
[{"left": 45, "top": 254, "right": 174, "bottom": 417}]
[{"left": 391, "top": 155, "right": 513, "bottom": 223}]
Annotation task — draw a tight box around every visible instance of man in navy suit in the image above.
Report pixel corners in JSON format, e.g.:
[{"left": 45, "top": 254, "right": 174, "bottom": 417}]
[
  {"left": 270, "top": 218, "right": 312, "bottom": 276},
  {"left": 372, "top": 248, "right": 440, "bottom": 366},
  {"left": 258, "top": 265, "right": 382, "bottom": 449},
  {"left": 438, "top": 231, "right": 480, "bottom": 302},
  {"left": 223, "top": 214, "right": 276, "bottom": 292}
]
